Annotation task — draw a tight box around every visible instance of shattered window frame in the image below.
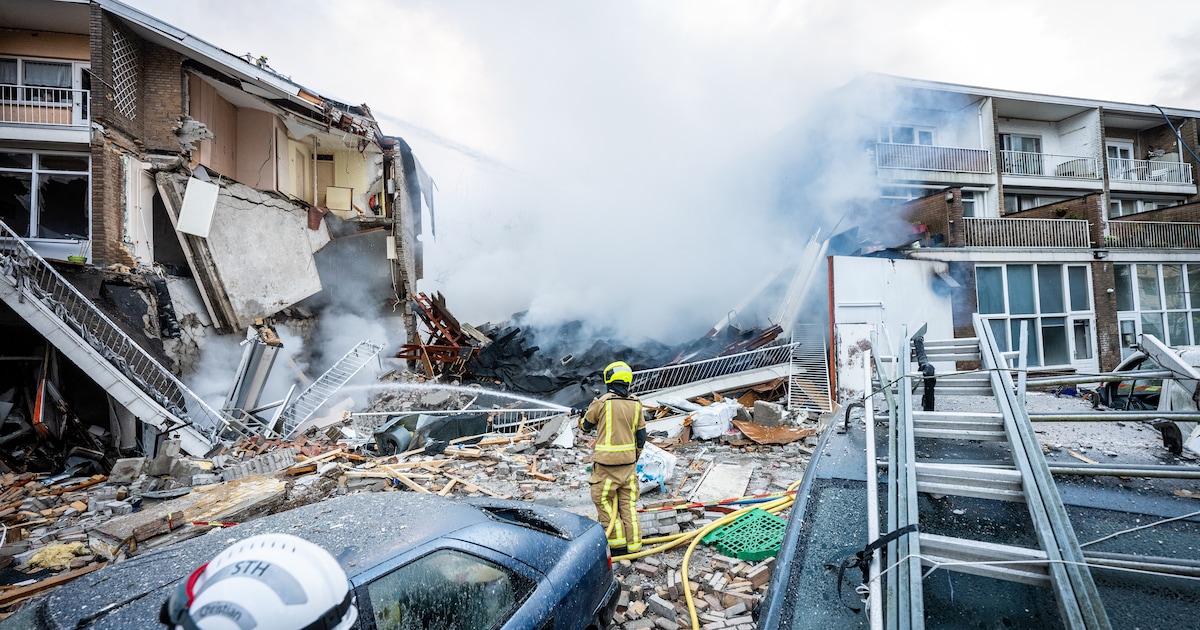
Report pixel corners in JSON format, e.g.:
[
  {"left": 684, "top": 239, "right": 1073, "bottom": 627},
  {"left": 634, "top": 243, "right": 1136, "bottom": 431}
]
[
  {"left": 0, "top": 149, "right": 90, "bottom": 241},
  {"left": 975, "top": 263, "right": 1095, "bottom": 367},
  {"left": 1115, "top": 262, "right": 1200, "bottom": 347}
]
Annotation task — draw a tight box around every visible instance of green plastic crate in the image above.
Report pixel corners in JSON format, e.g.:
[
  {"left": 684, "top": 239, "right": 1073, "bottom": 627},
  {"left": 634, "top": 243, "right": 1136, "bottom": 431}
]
[{"left": 700, "top": 508, "right": 787, "bottom": 561}]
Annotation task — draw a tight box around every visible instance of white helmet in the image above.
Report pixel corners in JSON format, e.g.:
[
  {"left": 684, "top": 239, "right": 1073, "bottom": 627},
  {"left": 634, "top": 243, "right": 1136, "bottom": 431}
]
[{"left": 161, "top": 533, "right": 357, "bottom": 630}]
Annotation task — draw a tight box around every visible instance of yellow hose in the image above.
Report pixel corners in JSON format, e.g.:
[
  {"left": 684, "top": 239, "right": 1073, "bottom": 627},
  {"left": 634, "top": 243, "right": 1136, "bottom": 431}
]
[{"left": 609, "top": 477, "right": 805, "bottom": 629}]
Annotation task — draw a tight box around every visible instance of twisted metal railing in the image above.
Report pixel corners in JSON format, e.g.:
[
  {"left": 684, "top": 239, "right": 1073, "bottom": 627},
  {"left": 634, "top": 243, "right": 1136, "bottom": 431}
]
[
  {"left": 0, "top": 220, "right": 231, "bottom": 443},
  {"left": 347, "top": 407, "right": 566, "bottom": 444},
  {"left": 631, "top": 342, "right": 799, "bottom": 394}
]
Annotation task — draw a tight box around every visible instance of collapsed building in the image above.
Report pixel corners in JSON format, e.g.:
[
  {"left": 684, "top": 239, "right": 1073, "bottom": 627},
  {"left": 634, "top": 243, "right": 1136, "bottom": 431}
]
[{"left": 0, "top": 0, "right": 432, "bottom": 469}]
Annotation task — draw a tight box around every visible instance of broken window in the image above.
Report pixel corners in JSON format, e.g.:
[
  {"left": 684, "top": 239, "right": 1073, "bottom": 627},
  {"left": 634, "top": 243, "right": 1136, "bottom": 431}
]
[
  {"left": 366, "top": 548, "right": 531, "bottom": 630},
  {"left": 0, "top": 151, "right": 88, "bottom": 240}
]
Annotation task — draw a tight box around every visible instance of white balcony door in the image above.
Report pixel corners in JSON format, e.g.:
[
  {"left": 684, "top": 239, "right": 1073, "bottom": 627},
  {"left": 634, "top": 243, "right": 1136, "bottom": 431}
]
[
  {"left": 72, "top": 64, "right": 89, "bottom": 125},
  {"left": 1002, "top": 134, "right": 1043, "bottom": 174},
  {"left": 1107, "top": 141, "right": 1135, "bottom": 180}
]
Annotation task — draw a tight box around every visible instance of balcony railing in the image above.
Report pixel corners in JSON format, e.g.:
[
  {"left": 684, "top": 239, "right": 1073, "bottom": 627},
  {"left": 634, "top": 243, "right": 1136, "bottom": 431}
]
[
  {"left": 1108, "top": 158, "right": 1193, "bottom": 185},
  {"left": 875, "top": 143, "right": 992, "bottom": 174},
  {"left": 964, "top": 217, "right": 1091, "bottom": 248},
  {"left": 1000, "top": 151, "right": 1101, "bottom": 179},
  {"left": 0, "top": 85, "right": 89, "bottom": 127},
  {"left": 631, "top": 342, "right": 799, "bottom": 394},
  {"left": 1107, "top": 221, "right": 1200, "bottom": 248}
]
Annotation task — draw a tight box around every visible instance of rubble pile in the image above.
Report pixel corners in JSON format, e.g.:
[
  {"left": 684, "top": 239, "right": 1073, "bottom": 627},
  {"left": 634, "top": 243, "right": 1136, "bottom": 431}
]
[
  {"left": 614, "top": 553, "right": 775, "bottom": 630},
  {"left": 0, "top": 361, "right": 826, "bottom": 628}
]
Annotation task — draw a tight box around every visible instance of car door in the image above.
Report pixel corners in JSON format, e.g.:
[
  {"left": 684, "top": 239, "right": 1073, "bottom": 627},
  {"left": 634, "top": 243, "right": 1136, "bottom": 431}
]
[{"left": 352, "top": 540, "right": 541, "bottom": 630}]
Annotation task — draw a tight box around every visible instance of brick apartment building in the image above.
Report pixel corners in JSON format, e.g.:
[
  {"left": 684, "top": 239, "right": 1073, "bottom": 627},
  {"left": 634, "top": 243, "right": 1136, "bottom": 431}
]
[
  {"left": 846, "top": 75, "right": 1200, "bottom": 374},
  {"left": 0, "top": 0, "right": 433, "bottom": 458},
  {"left": 1, "top": 0, "right": 429, "bottom": 330}
]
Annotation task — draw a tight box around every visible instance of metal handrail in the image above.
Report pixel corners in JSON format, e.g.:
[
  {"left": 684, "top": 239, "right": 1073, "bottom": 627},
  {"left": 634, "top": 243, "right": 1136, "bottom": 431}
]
[
  {"left": 1108, "top": 158, "right": 1193, "bottom": 184},
  {"left": 347, "top": 408, "right": 566, "bottom": 443},
  {"left": 1000, "top": 151, "right": 1101, "bottom": 179},
  {"left": 875, "top": 143, "right": 992, "bottom": 174},
  {"left": 0, "top": 220, "right": 230, "bottom": 442},
  {"left": 0, "top": 84, "right": 89, "bottom": 126},
  {"left": 631, "top": 342, "right": 799, "bottom": 394},
  {"left": 964, "top": 217, "right": 1091, "bottom": 248},
  {"left": 1107, "top": 220, "right": 1200, "bottom": 248}
]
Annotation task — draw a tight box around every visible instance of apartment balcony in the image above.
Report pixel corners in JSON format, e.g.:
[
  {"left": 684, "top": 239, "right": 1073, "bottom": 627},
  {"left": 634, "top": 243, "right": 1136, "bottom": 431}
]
[
  {"left": 1108, "top": 158, "right": 1195, "bottom": 195},
  {"left": 1000, "top": 150, "right": 1103, "bottom": 180},
  {"left": 875, "top": 143, "right": 993, "bottom": 184},
  {"left": 1107, "top": 220, "right": 1200, "bottom": 248},
  {"left": 0, "top": 85, "right": 90, "bottom": 143},
  {"left": 1108, "top": 158, "right": 1192, "bottom": 183},
  {"left": 964, "top": 217, "right": 1091, "bottom": 248}
]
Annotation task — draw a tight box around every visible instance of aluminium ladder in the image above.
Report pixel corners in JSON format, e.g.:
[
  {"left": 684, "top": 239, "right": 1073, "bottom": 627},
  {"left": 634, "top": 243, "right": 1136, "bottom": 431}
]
[
  {"left": 278, "top": 340, "right": 384, "bottom": 438},
  {"left": 868, "top": 317, "right": 1110, "bottom": 629}
]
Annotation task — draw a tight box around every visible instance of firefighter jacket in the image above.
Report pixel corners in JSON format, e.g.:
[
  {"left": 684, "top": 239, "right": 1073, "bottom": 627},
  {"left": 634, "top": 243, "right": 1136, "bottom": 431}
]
[{"left": 582, "top": 392, "right": 646, "bottom": 466}]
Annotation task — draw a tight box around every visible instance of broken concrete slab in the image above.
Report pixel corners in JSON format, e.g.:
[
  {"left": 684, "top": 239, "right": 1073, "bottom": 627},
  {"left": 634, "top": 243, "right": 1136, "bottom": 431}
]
[
  {"left": 689, "top": 461, "right": 757, "bottom": 504},
  {"left": 108, "top": 457, "right": 146, "bottom": 485},
  {"left": 156, "top": 173, "right": 330, "bottom": 332},
  {"left": 752, "top": 400, "right": 786, "bottom": 427},
  {"left": 147, "top": 439, "right": 182, "bottom": 476}
]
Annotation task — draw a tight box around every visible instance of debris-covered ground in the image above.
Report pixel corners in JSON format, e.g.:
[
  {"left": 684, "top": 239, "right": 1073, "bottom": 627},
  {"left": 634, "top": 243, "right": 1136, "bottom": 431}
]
[
  {"left": 0, "top": 365, "right": 825, "bottom": 627},
  {"left": 2, "top": 371, "right": 1196, "bottom": 628}
]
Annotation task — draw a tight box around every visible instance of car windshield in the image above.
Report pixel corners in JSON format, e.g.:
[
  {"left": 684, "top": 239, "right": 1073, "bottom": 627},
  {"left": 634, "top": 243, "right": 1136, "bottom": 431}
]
[
  {"left": 1108, "top": 357, "right": 1163, "bottom": 410},
  {"left": 367, "top": 549, "right": 527, "bottom": 630}
]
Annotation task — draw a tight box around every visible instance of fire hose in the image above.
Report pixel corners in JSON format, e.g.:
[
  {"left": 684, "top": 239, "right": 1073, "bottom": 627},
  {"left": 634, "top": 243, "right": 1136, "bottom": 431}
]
[{"left": 612, "top": 477, "right": 804, "bottom": 630}]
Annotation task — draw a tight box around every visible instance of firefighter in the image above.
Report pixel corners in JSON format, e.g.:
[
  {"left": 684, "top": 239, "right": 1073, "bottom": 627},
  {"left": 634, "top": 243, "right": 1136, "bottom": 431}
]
[{"left": 578, "top": 360, "right": 647, "bottom": 555}]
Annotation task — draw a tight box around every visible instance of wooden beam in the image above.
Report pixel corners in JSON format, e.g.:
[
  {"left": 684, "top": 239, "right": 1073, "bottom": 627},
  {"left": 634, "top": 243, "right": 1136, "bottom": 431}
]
[{"left": 0, "top": 562, "right": 106, "bottom": 607}]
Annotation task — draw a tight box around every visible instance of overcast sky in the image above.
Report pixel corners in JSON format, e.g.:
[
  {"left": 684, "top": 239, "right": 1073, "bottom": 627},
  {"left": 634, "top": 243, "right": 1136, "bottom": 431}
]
[{"left": 123, "top": 0, "right": 1200, "bottom": 342}]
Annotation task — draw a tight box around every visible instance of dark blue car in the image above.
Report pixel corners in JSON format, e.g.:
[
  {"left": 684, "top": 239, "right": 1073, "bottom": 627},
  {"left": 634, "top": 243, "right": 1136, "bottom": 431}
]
[{"left": 3, "top": 493, "right": 619, "bottom": 629}]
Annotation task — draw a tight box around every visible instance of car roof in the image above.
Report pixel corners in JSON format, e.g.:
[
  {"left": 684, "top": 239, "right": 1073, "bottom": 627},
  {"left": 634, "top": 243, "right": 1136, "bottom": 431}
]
[{"left": 36, "top": 493, "right": 494, "bottom": 629}]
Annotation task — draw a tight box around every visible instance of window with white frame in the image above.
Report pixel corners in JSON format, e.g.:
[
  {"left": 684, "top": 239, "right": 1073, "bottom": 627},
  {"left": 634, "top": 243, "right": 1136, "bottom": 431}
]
[
  {"left": 1003, "top": 193, "right": 1071, "bottom": 215},
  {"left": 1113, "top": 263, "right": 1200, "bottom": 347},
  {"left": 879, "top": 125, "right": 935, "bottom": 145},
  {"left": 0, "top": 150, "right": 90, "bottom": 240},
  {"left": 1108, "top": 197, "right": 1184, "bottom": 219},
  {"left": 881, "top": 186, "right": 983, "bottom": 216},
  {"left": 0, "top": 56, "right": 80, "bottom": 103},
  {"left": 976, "top": 264, "right": 1095, "bottom": 367}
]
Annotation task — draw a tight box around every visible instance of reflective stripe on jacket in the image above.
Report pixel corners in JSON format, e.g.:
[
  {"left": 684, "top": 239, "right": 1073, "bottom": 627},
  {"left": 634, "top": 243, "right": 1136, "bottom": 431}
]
[{"left": 583, "top": 392, "right": 645, "bottom": 466}]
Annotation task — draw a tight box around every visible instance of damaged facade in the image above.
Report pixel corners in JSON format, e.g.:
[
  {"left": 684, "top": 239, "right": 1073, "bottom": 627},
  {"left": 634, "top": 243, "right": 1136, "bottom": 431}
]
[
  {"left": 848, "top": 74, "right": 1200, "bottom": 376},
  {"left": 0, "top": 0, "right": 432, "bottom": 467}
]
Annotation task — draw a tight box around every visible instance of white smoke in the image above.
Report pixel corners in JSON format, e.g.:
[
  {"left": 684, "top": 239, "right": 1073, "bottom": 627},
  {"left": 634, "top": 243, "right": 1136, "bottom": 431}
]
[{"left": 124, "top": 0, "right": 1200, "bottom": 349}]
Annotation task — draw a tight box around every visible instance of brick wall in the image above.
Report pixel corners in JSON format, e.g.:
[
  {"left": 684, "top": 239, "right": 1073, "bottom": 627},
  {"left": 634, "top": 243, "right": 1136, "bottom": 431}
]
[
  {"left": 899, "top": 187, "right": 965, "bottom": 247},
  {"left": 88, "top": 5, "right": 187, "bottom": 266},
  {"left": 89, "top": 138, "right": 136, "bottom": 266},
  {"left": 1090, "top": 260, "right": 1120, "bottom": 371},
  {"left": 141, "top": 42, "right": 184, "bottom": 152},
  {"left": 1119, "top": 200, "right": 1200, "bottom": 223},
  {"left": 1006, "top": 193, "right": 1105, "bottom": 247},
  {"left": 949, "top": 261, "right": 980, "bottom": 370},
  {"left": 91, "top": 7, "right": 138, "bottom": 139}
]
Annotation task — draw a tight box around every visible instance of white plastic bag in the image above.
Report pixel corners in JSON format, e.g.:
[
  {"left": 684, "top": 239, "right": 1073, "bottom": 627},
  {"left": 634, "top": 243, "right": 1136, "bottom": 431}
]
[
  {"left": 637, "top": 442, "right": 677, "bottom": 492},
  {"left": 690, "top": 399, "right": 740, "bottom": 440}
]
